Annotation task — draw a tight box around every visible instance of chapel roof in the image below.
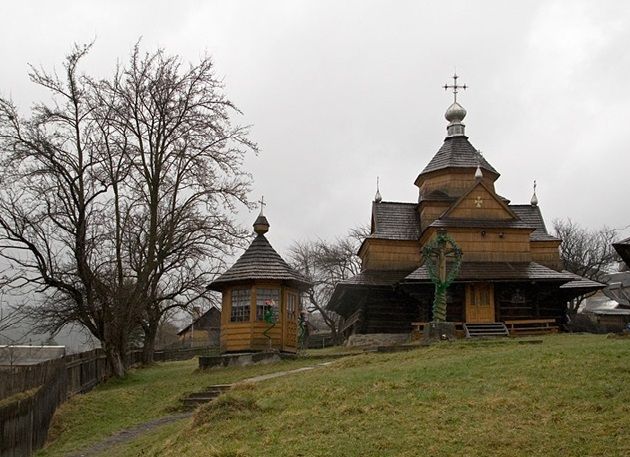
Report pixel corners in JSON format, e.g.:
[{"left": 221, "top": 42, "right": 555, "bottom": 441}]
[{"left": 207, "top": 215, "right": 310, "bottom": 291}]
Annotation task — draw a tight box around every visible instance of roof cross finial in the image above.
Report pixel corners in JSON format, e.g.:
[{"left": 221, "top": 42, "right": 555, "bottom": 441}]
[
  {"left": 258, "top": 195, "right": 266, "bottom": 216},
  {"left": 531, "top": 180, "right": 539, "bottom": 207},
  {"left": 443, "top": 72, "right": 467, "bottom": 103},
  {"left": 374, "top": 177, "right": 382, "bottom": 203}
]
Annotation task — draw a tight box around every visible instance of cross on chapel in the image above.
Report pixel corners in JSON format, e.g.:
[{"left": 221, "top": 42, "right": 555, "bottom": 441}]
[{"left": 258, "top": 196, "right": 266, "bottom": 215}]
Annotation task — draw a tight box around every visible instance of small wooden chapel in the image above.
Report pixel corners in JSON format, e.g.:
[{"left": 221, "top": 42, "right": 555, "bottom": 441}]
[
  {"left": 207, "top": 205, "right": 311, "bottom": 353},
  {"left": 329, "top": 75, "right": 603, "bottom": 337}
]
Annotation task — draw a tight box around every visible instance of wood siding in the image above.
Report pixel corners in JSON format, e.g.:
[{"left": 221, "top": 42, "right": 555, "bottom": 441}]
[
  {"left": 530, "top": 240, "right": 562, "bottom": 269},
  {"left": 420, "top": 227, "right": 533, "bottom": 263},
  {"left": 360, "top": 239, "right": 421, "bottom": 271},
  {"left": 220, "top": 282, "right": 300, "bottom": 353},
  {"left": 419, "top": 202, "right": 450, "bottom": 232},
  {"left": 417, "top": 169, "right": 496, "bottom": 198}
]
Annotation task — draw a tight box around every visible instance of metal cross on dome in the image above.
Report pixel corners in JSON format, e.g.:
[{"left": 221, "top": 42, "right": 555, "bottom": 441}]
[
  {"left": 258, "top": 196, "right": 266, "bottom": 215},
  {"left": 443, "top": 73, "right": 467, "bottom": 103}
]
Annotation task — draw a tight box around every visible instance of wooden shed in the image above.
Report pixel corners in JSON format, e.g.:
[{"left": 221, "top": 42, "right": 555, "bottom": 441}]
[
  {"left": 207, "top": 211, "right": 311, "bottom": 353},
  {"left": 176, "top": 307, "right": 221, "bottom": 348}
]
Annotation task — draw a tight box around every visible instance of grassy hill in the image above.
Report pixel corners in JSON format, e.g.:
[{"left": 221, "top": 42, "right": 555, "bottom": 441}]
[{"left": 40, "top": 335, "right": 630, "bottom": 456}]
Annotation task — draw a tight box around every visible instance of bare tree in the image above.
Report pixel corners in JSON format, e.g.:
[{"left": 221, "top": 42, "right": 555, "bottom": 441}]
[
  {"left": 100, "top": 44, "right": 256, "bottom": 363},
  {"left": 553, "top": 218, "right": 618, "bottom": 315},
  {"left": 288, "top": 226, "right": 367, "bottom": 342},
  {"left": 0, "top": 44, "right": 140, "bottom": 376},
  {"left": 0, "top": 42, "right": 256, "bottom": 373}
]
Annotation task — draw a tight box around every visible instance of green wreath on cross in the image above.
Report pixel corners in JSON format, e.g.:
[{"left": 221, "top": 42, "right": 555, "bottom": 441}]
[{"left": 422, "top": 231, "right": 463, "bottom": 322}]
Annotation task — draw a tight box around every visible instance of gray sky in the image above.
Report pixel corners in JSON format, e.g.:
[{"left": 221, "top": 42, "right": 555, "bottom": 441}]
[{"left": 2, "top": 0, "right": 629, "bottom": 257}]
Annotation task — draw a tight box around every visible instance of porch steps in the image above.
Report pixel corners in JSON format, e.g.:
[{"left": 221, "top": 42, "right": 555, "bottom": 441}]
[
  {"left": 181, "top": 384, "right": 233, "bottom": 409},
  {"left": 463, "top": 323, "right": 510, "bottom": 338}
]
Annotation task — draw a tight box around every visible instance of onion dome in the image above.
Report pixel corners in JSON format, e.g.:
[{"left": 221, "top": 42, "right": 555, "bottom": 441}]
[
  {"left": 445, "top": 101, "right": 467, "bottom": 124},
  {"left": 253, "top": 196, "right": 270, "bottom": 234},
  {"left": 253, "top": 214, "right": 269, "bottom": 235}
]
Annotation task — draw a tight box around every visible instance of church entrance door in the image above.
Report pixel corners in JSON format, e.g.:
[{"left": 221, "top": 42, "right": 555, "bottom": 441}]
[{"left": 465, "top": 283, "right": 495, "bottom": 323}]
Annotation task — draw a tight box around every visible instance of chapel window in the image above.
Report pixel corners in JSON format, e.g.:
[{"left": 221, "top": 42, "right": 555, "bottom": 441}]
[
  {"left": 256, "top": 288, "right": 281, "bottom": 322},
  {"left": 230, "top": 288, "right": 251, "bottom": 322}
]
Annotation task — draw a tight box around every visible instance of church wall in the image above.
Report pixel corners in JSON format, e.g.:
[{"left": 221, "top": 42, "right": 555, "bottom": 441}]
[
  {"left": 530, "top": 240, "right": 562, "bottom": 270},
  {"left": 420, "top": 227, "right": 532, "bottom": 263},
  {"left": 359, "top": 288, "right": 419, "bottom": 333},
  {"left": 417, "top": 169, "right": 496, "bottom": 198},
  {"left": 360, "top": 239, "right": 421, "bottom": 271},
  {"left": 419, "top": 203, "right": 450, "bottom": 232},
  {"left": 495, "top": 283, "right": 566, "bottom": 321}
]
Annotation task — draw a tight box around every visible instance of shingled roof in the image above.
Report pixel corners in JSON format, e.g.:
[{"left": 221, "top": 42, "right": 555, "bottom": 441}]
[
  {"left": 207, "top": 234, "right": 310, "bottom": 291},
  {"left": 613, "top": 237, "right": 630, "bottom": 267},
  {"left": 404, "top": 261, "right": 575, "bottom": 282},
  {"left": 509, "top": 205, "right": 560, "bottom": 242},
  {"left": 370, "top": 201, "right": 420, "bottom": 241},
  {"left": 418, "top": 136, "right": 499, "bottom": 177},
  {"left": 429, "top": 218, "right": 534, "bottom": 231},
  {"left": 558, "top": 271, "right": 607, "bottom": 290}
]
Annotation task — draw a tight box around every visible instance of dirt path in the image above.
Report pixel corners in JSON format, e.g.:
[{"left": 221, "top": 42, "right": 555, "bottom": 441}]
[
  {"left": 66, "top": 413, "right": 192, "bottom": 457},
  {"left": 67, "top": 361, "right": 334, "bottom": 457}
]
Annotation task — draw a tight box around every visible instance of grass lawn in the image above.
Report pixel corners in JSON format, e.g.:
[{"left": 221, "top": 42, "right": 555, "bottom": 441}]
[
  {"left": 37, "top": 355, "right": 332, "bottom": 456},
  {"left": 103, "top": 334, "right": 630, "bottom": 457}
]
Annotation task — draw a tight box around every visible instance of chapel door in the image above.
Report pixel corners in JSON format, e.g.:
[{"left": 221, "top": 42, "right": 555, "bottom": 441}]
[
  {"left": 465, "top": 283, "right": 495, "bottom": 323},
  {"left": 282, "top": 291, "right": 299, "bottom": 352}
]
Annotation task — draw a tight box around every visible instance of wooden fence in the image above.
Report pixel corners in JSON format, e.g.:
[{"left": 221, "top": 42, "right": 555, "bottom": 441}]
[{"left": 0, "top": 346, "right": 214, "bottom": 457}]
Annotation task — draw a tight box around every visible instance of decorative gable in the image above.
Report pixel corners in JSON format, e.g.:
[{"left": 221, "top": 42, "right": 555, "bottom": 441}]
[{"left": 442, "top": 181, "right": 517, "bottom": 221}]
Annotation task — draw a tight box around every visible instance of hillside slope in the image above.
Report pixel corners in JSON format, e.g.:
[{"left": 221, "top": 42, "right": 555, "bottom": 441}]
[{"left": 110, "top": 335, "right": 630, "bottom": 457}]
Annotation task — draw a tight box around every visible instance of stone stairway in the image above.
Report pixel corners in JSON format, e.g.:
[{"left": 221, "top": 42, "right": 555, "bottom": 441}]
[
  {"left": 463, "top": 322, "right": 510, "bottom": 338},
  {"left": 181, "top": 384, "right": 233, "bottom": 410}
]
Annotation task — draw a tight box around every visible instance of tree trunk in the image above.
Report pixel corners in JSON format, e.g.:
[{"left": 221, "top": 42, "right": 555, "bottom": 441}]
[
  {"left": 142, "top": 322, "right": 158, "bottom": 365},
  {"left": 104, "top": 344, "right": 126, "bottom": 378}
]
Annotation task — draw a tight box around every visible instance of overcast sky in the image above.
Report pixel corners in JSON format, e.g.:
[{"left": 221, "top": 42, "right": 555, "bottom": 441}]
[{"left": 1, "top": 0, "right": 629, "bottom": 258}]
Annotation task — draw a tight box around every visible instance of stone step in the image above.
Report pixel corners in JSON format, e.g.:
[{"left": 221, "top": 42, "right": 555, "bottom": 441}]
[{"left": 180, "top": 384, "right": 234, "bottom": 409}]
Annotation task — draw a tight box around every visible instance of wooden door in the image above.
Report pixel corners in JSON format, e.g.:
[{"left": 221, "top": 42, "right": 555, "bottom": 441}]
[
  {"left": 282, "top": 291, "right": 299, "bottom": 352},
  {"left": 465, "top": 283, "right": 495, "bottom": 323}
]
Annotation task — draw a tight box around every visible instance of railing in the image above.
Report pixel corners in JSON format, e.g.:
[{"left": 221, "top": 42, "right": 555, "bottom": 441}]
[
  {"left": 340, "top": 308, "right": 363, "bottom": 334},
  {"left": 503, "top": 319, "right": 558, "bottom": 335},
  {"left": 0, "top": 346, "right": 215, "bottom": 457}
]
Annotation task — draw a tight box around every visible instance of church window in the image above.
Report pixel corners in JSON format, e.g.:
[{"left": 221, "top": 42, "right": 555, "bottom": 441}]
[
  {"left": 256, "top": 288, "right": 281, "bottom": 321},
  {"left": 230, "top": 288, "right": 251, "bottom": 322}
]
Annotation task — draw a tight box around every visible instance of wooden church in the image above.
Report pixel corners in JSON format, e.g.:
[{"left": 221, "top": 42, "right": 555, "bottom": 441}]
[{"left": 329, "top": 75, "right": 603, "bottom": 337}]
